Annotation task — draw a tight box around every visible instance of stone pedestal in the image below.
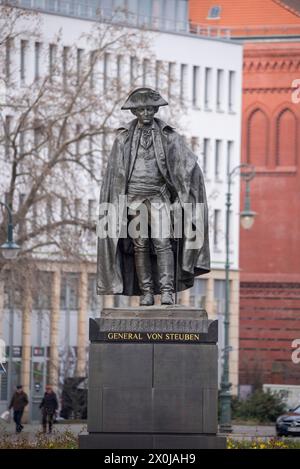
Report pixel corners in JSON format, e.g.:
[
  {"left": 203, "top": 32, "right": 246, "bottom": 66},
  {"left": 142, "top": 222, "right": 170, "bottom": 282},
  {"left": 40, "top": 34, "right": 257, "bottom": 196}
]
[{"left": 79, "top": 307, "right": 226, "bottom": 449}]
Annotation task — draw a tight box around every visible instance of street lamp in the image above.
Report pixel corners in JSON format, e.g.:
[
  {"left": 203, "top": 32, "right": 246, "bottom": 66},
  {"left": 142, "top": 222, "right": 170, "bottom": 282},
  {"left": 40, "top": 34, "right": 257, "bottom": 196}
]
[
  {"left": 219, "top": 163, "right": 256, "bottom": 433},
  {"left": 0, "top": 202, "right": 20, "bottom": 260}
]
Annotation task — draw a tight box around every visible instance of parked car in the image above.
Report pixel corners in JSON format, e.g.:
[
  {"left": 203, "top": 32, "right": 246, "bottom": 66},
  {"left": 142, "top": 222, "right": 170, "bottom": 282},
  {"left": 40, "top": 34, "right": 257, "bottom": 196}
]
[
  {"left": 60, "top": 377, "right": 87, "bottom": 420},
  {"left": 276, "top": 404, "right": 300, "bottom": 436}
]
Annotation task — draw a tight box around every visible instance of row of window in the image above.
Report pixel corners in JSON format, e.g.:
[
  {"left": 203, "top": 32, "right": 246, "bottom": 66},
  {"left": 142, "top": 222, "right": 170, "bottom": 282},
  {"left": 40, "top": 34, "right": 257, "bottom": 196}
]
[
  {"left": 2, "top": 190, "right": 97, "bottom": 243},
  {"left": 191, "top": 137, "right": 235, "bottom": 179},
  {"left": 185, "top": 65, "right": 236, "bottom": 112},
  {"left": 246, "top": 107, "right": 298, "bottom": 168},
  {"left": 17, "top": 0, "right": 189, "bottom": 31},
  {"left": 3, "top": 272, "right": 100, "bottom": 311},
  {"left": 3, "top": 272, "right": 228, "bottom": 312},
  {"left": 2, "top": 274, "right": 227, "bottom": 351},
  {"left": 6, "top": 38, "right": 237, "bottom": 112}
]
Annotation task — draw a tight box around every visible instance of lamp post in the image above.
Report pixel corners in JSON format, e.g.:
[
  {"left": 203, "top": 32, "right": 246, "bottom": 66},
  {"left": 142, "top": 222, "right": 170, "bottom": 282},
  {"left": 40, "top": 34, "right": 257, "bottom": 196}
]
[
  {"left": 0, "top": 201, "right": 20, "bottom": 401},
  {"left": 219, "top": 164, "right": 256, "bottom": 433},
  {"left": 0, "top": 202, "right": 20, "bottom": 260}
]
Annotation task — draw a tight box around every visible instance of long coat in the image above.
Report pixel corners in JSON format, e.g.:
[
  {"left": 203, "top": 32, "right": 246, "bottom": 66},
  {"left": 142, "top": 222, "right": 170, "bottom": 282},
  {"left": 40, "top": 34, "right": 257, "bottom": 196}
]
[{"left": 97, "top": 118, "right": 210, "bottom": 295}]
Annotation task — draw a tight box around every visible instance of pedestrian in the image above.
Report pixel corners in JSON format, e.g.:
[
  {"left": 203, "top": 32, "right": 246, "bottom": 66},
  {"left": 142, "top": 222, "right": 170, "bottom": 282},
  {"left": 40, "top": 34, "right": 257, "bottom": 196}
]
[
  {"left": 39, "top": 385, "right": 58, "bottom": 434},
  {"left": 8, "top": 385, "right": 29, "bottom": 433}
]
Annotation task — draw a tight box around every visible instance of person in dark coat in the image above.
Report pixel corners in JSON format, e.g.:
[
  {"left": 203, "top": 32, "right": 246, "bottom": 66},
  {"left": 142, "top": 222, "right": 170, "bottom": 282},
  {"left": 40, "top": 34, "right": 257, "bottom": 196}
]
[
  {"left": 9, "top": 385, "right": 29, "bottom": 433},
  {"left": 39, "top": 385, "right": 58, "bottom": 434},
  {"left": 97, "top": 87, "right": 210, "bottom": 305}
]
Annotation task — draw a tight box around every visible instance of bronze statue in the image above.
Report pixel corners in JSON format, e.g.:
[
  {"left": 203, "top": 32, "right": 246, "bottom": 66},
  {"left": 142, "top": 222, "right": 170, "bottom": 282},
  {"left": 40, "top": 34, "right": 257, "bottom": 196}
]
[{"left": 97, "top": 88, "right": 210, "bottom": 306}]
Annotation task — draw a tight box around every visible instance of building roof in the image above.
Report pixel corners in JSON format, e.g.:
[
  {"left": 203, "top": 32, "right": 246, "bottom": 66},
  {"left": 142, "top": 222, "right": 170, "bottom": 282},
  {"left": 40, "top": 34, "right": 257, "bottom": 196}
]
[{"left": 189, "top": 0, "right": 300, "bottom": 38}]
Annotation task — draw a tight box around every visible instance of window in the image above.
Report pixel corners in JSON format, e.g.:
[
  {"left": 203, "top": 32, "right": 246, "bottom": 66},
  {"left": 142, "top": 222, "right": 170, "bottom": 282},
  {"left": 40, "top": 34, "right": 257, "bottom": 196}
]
[
  {"left": 88, "top": 130, "right": 95, "bottom": 172},
  {"left": 33, "top": 272, "right": 52, "bottom": 310},
  {"left": 19, "top": 130, "right": 25, "bottom": 157},
  {"left": 117, "top": 54, "right": 124, "bottom": 92},
  {"left": 88, "top": 199, "right": 96, "bottom": 224},
  {"left": 155, "top": 60, "right": 163, "bottom": 90},
  {"left": 103, "top": 52, "right": 111, "bottom": 92},
  {"left": 168, "top": 62, "right": 175, "bottom": 99},
  {"left": 180, "top": 63, "right": 188, "bottom": 103},
  {"left": 90, "top": 50, "right": 97, "bottom": 89},
  {"left": 87, "top": 198, "right": 96, "bottom": 242},
  {"left": 20, "top": 40, "right": 28, "bottom": 84},
  {"left": 202, "top": 138, "right": 209, "bottom": 175},
  {"left": 204, "top": 67, "right": 212, "bottom": 109},
  {"left": 101, "top": 129, "right": 109, "bottom": 178},
  {"left": 192, "top": 65, "right": 200, "bottom": 108},
  {"left": 215, "top": 139, "right": 222, "bottom": 178},
  {"left": 60, "top": 197, "right": 66, "bottom": 240},
  {"left": 213, "top": 209, "right": 221, "bottom": 247},
  {"left": 130, "top": 56, "right": 137, "bottom": 87},
  {"left": 46, "top": 196, "right": 53, "bottom": 231},
  {"left": 190, "top": 278, "right": 207, "bottom": 308},
  {"left": 45, "top": 1, "right": 56, "bottom": 12},
  {"left": 77, "top": 48, "right": 84, "bottom": 85},
  {"left": 216, "top": 69, "right": 224, "bottom": 110},
  {"left": 5, "top": 38, "right": 12, "bottom": 83},
  {"left": 4, "top": 115, "right": 12, "bottom": 159},
  {"left": 75, "top": 124, "right": 81, "bottom": 157},
  {"left": 207, "top": 6, "right": 221, "bottom": 19},
  {"left": 227, "top": 140, "right": 234, "bottom": 175},
  {"left": 142, "top": 58, "right": 150, "bottom": 87},
  {"left": 228, "top": 70, "right": 236, "bottom": 112},
  {"left": 62, "top": 46, "right": 69, "bottom": 89},
  {"left": 34, "top": 42, "right": 41, "bottom": 80},
  {"left": 34, "top": 120, "right": 43, "bottom": 149},
  {"left": 138, "top": 0, "right": 152, "bottom": 26},
  {"left": 60, "top": 274, "right": 79, "bottom": 310},
  {"left": 18, "top": 193, "right": 26, "bottom": 237},
  {"left": 191, "top": 136, "right": 199, "bottom": 153},
  {"left": 74, "top": 198, "right": 81, "bottom": 234},
  {"left": 88, "top": 274, "right": 100, "bottom": 313},
  {"left": 49, "top": 44, "right": 56, "bottom": 82},
  {"left": 59, "top": 274, "right": 79, "bottom": 348}
]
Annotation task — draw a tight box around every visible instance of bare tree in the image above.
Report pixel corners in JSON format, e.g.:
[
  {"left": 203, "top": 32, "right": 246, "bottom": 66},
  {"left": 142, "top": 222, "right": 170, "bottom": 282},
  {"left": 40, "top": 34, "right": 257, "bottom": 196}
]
[{"left": 0, "top": 5, "right": 182, "bottom": 273}]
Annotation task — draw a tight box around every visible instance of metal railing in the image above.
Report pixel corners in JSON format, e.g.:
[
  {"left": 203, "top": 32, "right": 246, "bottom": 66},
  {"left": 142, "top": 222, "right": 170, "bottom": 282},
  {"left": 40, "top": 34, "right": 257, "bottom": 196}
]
[{"left": 1, "top": 0, "right": 232, "bottom": 40}]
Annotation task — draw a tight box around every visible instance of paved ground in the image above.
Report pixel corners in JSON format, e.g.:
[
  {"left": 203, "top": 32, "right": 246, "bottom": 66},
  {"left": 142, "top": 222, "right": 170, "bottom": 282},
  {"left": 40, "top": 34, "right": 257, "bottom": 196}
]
[
  {"left": 0, "top": 420, "right": 297, "bottom": 440},
  {"left": 1, "top": 420, "right": 300, "bottom": 444}
]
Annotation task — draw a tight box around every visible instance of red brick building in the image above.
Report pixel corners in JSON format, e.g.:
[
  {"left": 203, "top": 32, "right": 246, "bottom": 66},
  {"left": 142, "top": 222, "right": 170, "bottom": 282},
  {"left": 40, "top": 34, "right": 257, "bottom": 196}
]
[{"left": 189, "top": 0, "right": 300, "bottom": 389}]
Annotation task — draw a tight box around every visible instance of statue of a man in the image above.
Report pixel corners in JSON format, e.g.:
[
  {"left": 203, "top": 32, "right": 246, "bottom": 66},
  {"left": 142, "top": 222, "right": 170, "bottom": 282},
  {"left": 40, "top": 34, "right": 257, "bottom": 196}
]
[{"left": 97, "top": 88, "right": 210, "bottom": 306}]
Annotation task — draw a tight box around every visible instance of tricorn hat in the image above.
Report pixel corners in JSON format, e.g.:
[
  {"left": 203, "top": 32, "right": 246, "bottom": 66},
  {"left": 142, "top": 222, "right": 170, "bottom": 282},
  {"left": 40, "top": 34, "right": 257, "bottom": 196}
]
[{"left": 121, "top": 87, "right": 168, "bottom": 110}]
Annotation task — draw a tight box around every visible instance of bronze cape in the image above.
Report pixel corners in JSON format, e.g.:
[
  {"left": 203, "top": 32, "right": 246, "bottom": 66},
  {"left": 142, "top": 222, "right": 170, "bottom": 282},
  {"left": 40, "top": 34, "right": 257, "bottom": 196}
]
[{"left": 97, "top": 118, "right": 210, "bottom": 296}]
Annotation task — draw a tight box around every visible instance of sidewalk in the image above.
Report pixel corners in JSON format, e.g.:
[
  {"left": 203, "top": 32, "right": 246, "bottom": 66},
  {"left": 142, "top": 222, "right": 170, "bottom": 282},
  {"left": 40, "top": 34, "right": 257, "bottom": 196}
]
[{"left": 1, "top": 420, "right": 300, "bottom": 442}]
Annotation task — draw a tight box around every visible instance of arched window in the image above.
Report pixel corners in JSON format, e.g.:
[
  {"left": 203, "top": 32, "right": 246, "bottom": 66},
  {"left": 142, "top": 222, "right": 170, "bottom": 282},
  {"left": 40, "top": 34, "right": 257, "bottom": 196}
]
[
  {"left": 247, "top": 108, "right": 269, "bottom": 166},
  {"left": 276, "top": 109, "right": 297, "bottom": 166}
]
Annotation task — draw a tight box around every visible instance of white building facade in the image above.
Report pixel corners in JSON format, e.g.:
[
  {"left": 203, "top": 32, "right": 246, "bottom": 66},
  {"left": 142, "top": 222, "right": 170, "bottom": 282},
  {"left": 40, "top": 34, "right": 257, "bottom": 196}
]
[{"left": 0, "top": 0, "right": 242, "bottom": 419}]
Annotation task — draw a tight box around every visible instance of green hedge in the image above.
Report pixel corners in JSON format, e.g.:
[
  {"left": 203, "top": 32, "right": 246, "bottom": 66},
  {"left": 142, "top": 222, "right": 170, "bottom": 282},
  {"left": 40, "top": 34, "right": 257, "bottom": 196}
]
[{"left": 231, "top": 389, "right": 287, "bottom": 423}]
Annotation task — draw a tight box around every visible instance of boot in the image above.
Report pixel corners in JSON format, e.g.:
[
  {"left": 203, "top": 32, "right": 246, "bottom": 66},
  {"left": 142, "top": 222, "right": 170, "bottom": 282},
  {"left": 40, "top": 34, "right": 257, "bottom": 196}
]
[
  {"left": 134, "top": 250, "right": 154, "bottom": 306},
  {"left": 157, "top": 249, "right": 174, "bottom": 305},
  {"left": 161, "top": 291, "right": 174, "bottom": 305},
  {"left": 140, "top": 292, "right": 154, "bottom": 306}
]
